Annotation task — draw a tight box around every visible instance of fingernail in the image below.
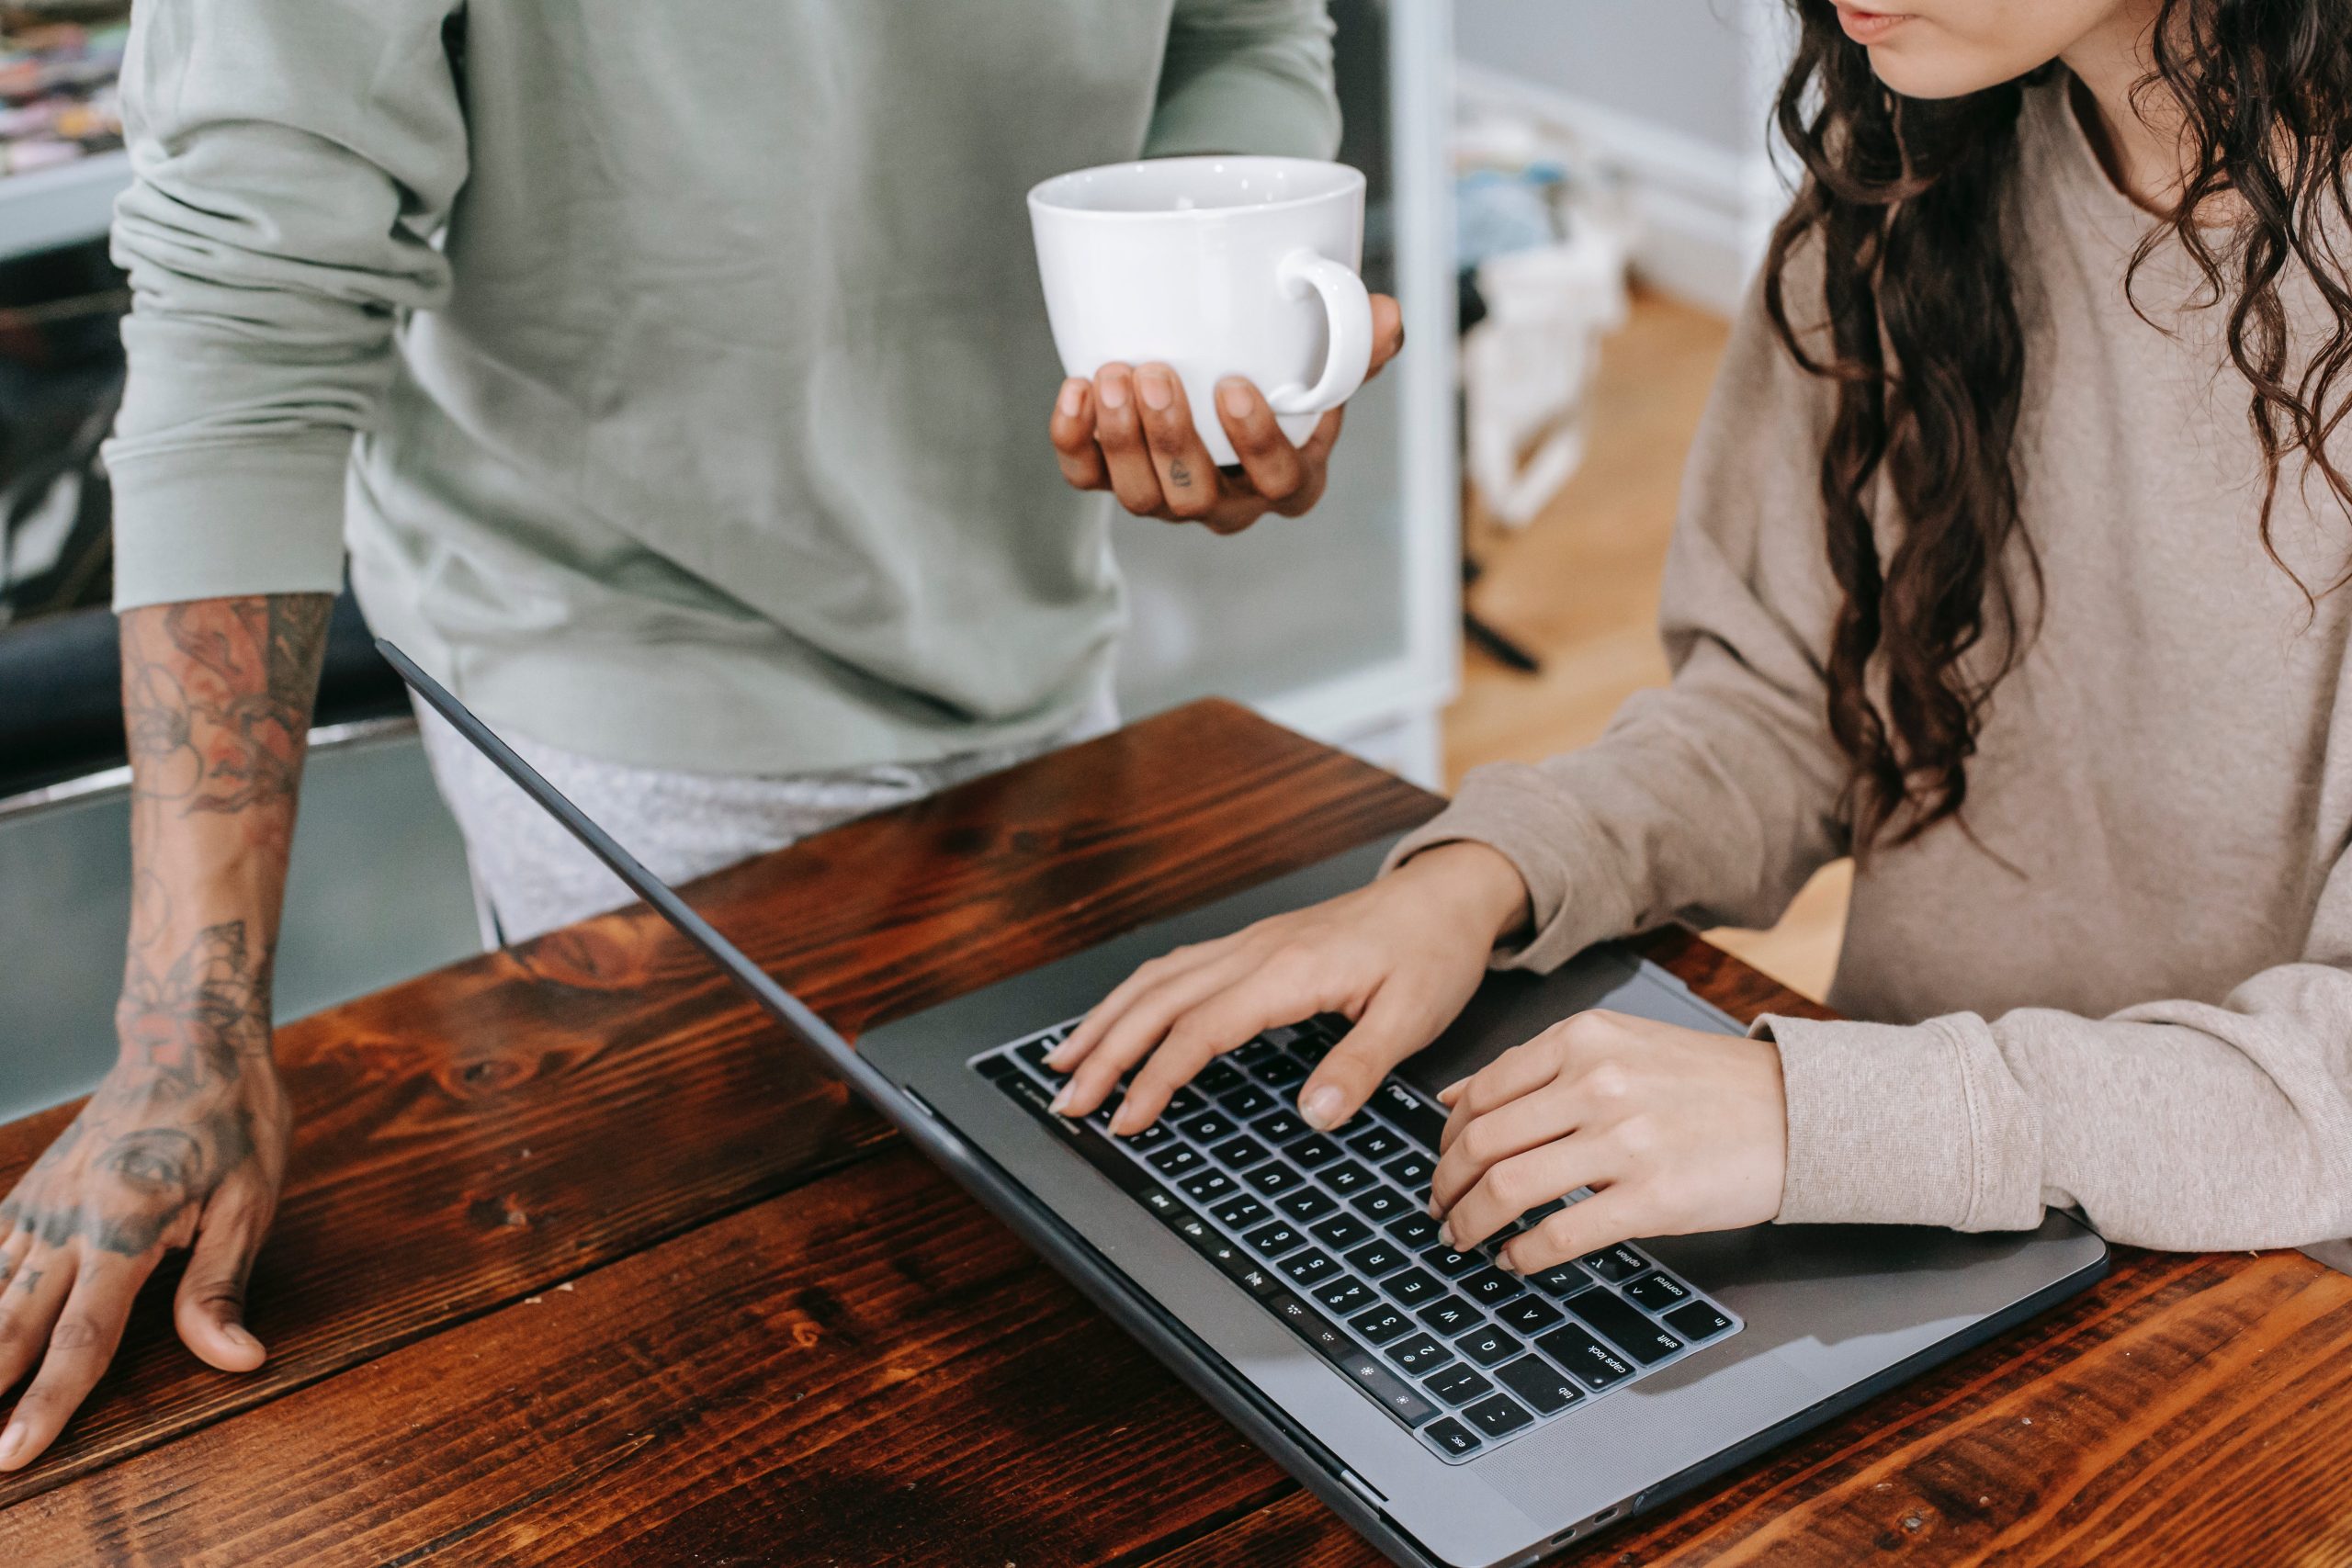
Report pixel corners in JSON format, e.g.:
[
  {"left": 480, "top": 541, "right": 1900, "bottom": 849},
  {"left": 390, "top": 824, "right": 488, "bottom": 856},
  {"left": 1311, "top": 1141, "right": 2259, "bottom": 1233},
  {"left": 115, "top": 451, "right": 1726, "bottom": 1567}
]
[
  {"left": 1301, "top": 1086, "right": 1343, "bottom": 1129},
  {"left": 1497, "top": 1248, "right": 1520, "bottom": 1274},
  {"left": 1099, "top": 375, "right": 1127, "bottom": 410},
  {"left": 1057, "top": 379, "right": 1084, "bottom": 418},
  {"left": 1049, "top": 1087, "right": 1074, "bottom": 1114},
  {"left": 1136, "top": 367, "right": 1174, "bottom": 412},
  {"left": 1427, "top": 1196, "right": 1444, "bottom": 1217},
  {"left": 1438, "top": 1077, "right": 1468, "bottom": 1105},
  {"left": 0, "top": 1424, "right": 24, "bottom": 1469},
  {"left": 1440, "top": 1221, "right": 1458, "bottom": 1249},
  {"left": 227, "top": 1324, "right": 262, "bottom": 1354},
  {"left": 1218, "top": 378, "right": 1252, "bottom": 419}
]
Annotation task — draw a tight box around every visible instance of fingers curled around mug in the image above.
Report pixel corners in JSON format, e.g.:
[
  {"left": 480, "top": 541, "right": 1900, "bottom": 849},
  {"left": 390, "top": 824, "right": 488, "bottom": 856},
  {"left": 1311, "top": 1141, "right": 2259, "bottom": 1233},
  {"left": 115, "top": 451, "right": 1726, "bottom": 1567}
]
[
  {"left": 1365, "top": 292, "right": 1406, "bottom": 380},
  {"left": 1215, "top": 378, "right": 1307, "bottom": 504},
  {"left": 1048, "top": 378, "right": 1109, "bottom": 491},
  {"left": 1090, "top": 362, "right": 1168, "bottom": 517},
  {"left": 1133, "top": 364, "right": 1222, "bottom": 521}
]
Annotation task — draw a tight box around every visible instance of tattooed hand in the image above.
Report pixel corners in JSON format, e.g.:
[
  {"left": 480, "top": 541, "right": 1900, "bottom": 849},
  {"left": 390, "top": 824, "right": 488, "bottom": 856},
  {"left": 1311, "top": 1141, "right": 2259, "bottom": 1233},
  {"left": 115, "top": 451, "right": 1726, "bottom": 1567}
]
[
  {"left": 1048, "top": 293, "right": 1405, "bottom": 534},
  {"left": 0, "top": 592, "right": 328, "bottom": 1471}
]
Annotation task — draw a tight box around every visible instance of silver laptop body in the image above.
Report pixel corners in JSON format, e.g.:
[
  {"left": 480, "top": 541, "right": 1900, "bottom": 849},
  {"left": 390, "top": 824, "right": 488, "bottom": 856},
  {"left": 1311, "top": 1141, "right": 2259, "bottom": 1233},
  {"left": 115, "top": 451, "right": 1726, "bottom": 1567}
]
[{"left": 385, "top": 640, "right": 2108, "bottom": 1568}]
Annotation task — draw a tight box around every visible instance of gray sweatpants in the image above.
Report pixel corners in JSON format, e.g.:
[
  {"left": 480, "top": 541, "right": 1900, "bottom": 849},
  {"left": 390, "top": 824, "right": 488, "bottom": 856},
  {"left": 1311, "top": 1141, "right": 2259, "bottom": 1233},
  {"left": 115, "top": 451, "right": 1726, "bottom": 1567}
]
[{"left": 415, "top": 690, "right": 1117, "bottom": 946}]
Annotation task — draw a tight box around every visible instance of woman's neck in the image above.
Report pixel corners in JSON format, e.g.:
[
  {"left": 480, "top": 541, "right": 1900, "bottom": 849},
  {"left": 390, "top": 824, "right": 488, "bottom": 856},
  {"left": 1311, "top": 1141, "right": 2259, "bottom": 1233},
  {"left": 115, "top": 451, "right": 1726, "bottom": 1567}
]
[{"left": 2062, "top": 0, "right": 2188, "bottom": 215}]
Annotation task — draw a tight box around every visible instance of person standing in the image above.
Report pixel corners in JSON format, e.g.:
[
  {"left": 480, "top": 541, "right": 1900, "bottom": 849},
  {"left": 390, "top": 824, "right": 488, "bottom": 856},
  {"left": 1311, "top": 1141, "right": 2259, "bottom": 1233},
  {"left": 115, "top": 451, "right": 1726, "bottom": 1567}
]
[{"left": 0, "top": 0, "right": 1399, "bottom": 1471}]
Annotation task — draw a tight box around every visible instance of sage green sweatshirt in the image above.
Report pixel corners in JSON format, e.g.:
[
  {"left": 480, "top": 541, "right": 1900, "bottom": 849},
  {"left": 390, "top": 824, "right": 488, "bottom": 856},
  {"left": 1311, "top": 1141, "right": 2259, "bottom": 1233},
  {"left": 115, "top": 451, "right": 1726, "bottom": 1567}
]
[
  {"left": 1392, "top": 79, "right": 2352, "bottom": 1254},
  {"left": 105, "top": 1, "right": 1338, "bottom": 771}
]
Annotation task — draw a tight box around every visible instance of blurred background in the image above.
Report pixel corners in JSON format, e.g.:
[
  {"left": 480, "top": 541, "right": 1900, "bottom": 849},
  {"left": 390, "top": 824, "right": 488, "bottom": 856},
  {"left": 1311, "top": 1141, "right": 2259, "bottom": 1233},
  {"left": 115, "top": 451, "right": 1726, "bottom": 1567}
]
[{"left": 0, "top": 0, "right": 1842, "bottom": 1124}]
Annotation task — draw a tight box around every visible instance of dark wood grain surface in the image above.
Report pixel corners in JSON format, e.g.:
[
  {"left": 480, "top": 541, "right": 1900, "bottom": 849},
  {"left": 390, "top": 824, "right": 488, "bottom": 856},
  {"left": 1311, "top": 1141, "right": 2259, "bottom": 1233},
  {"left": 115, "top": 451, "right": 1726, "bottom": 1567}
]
[{"left": 0, "top": 700, "right": 2346, "bottom": 1568}]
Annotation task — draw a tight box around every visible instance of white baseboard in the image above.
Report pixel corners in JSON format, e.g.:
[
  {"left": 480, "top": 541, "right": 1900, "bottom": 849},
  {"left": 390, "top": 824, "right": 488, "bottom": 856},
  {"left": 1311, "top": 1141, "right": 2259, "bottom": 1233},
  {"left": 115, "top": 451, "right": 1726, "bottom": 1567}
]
[{"left": 1455, "top": 62, "right": 1781, "bottom": 317}]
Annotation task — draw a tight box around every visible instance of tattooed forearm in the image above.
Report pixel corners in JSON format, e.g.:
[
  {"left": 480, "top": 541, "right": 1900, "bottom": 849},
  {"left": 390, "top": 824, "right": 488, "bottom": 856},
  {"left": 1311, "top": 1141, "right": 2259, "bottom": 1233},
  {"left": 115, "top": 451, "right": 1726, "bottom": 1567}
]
[
  {"left": 122, "top": 594, "right": 332, "bottom": 817},
  {"left": 114, "top": 920, "right": 272, "bottom": 1097}
]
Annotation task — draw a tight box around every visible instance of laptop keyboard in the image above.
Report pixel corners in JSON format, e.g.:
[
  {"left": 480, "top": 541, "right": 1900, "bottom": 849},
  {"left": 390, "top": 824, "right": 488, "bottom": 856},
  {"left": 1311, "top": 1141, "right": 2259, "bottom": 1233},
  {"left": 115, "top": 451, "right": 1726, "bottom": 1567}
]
[{"left": 972, "top": 1014, "right": 1743, "bottom": 1464}]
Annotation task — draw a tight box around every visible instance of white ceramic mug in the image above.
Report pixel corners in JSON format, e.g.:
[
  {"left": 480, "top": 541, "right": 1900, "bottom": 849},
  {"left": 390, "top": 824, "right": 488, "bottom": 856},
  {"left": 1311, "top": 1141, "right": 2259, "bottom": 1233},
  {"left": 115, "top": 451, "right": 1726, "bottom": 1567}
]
[{"left": 1028, "top": 156, "right": 1372, "bottom": 468}]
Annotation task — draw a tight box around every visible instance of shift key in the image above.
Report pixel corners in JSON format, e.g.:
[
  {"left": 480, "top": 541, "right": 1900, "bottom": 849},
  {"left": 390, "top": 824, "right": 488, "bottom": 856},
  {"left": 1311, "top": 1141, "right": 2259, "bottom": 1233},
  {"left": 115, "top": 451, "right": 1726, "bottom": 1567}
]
[{"left": 1569, "top": 1289, "right": 1684, "bottom": 1364}]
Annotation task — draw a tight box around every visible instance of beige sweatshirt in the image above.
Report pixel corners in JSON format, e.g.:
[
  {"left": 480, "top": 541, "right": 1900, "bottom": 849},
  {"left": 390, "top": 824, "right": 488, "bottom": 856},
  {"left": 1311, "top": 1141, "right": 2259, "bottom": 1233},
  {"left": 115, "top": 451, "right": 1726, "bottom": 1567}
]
[{"left": 1394, "top": 79, "right": 2352, "bottom": 1253}]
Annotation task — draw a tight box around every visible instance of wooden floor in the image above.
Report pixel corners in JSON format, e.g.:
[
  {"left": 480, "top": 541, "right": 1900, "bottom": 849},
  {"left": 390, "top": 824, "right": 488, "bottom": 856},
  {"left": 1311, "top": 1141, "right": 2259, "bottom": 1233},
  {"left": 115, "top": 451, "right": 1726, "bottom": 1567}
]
[{"left": 1442, "top": 288, "right": 1852, "bottom": 1003}]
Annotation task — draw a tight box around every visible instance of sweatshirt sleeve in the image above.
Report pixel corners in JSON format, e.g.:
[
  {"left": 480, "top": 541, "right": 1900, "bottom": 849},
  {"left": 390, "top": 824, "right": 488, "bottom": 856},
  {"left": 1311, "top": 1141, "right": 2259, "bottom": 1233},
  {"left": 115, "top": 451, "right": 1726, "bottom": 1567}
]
[
  {"left": 1763, "top": 846, "right": 2352, "bottom": 1249},
  {"left": 1145, "top": 0, "right": 1340, "bottom": 161},
  {"left": 1385, "top": 267, "right": 1855, "bottom": 972},
  {"left": 104, "top": 0, "right": 469, "bottom": 612}
]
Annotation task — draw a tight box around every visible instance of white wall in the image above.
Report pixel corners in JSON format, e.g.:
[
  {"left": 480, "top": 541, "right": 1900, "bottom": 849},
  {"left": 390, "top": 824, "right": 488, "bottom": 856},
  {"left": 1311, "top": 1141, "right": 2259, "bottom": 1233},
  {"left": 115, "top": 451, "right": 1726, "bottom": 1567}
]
[{"left": 1453, "top": 0, "right": 1763, "bottom": 156}]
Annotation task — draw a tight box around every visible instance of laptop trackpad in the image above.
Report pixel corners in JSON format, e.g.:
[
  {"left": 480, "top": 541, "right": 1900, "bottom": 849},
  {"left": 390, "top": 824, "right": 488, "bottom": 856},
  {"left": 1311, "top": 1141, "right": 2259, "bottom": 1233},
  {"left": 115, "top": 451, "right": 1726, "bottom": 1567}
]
[{"left": 1391, "top": 943, "right": 1744, "bottom": 1101}]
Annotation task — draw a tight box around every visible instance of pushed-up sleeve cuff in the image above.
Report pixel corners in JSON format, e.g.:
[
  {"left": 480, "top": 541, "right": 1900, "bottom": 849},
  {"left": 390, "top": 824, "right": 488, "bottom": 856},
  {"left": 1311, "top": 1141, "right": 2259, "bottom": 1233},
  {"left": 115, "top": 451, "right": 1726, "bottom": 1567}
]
[
  {"left": 108, "top": 434, "right": 352, "bottom": 611},
  {"left": 1760, "top": 1011, "right": 2043, "bottom": 1231},
  {"left": 1144, "top": 73, "right": 1340, "bottom": 160},
  {"left": 1379, "top": 767, "right": 1637, "bottom": 973}
]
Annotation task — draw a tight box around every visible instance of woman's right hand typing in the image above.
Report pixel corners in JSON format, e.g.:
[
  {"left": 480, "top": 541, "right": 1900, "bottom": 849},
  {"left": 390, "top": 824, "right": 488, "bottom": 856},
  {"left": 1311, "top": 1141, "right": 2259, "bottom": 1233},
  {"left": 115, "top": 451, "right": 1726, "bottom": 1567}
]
[{"left": 1046, "top": 841, "right": 1534, "bottom": 1134}]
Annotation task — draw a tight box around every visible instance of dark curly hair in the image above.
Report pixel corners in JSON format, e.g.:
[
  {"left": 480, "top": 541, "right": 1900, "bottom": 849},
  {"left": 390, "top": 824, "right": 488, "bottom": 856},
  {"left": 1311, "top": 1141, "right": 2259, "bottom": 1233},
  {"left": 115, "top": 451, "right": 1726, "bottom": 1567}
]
[{"left": 1762, "top": 0, "right": 2352, "bottom": 850}]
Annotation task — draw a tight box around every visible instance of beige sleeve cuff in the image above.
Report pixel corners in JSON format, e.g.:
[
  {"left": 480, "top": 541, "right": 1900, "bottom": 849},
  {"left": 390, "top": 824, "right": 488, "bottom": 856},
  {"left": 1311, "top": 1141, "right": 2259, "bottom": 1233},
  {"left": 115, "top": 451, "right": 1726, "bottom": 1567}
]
[
  {"left": 1760, "top": 1011, "right": 2046, "bottom": 1232},
  {"left": 1378, "top": 767, "right": 1641, "bottom": 972}
]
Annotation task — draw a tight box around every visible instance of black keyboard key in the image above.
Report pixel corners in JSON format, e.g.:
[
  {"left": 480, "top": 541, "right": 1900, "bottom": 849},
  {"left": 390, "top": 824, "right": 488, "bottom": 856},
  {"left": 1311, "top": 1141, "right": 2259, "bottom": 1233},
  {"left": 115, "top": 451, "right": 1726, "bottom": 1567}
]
[
  {"left": 1245, "top": 1161, "right": 1306, "bottom": 1196},
  {"left": 1218, "top": 1085, "right": 1275, "bottom": 1120},
  {"left": 1195, "top": 1059, "right": 1247, "bottom": 1096},
  {"left": 1348, "top": 1186, "right": 1414, "bottom": 1224},
  {"left": 1569, "top": 1289, "right": 1685, "bottom": 1364},
  {"left": 1461, "top": 1268, "right": 1527, "bottom": 1307},
  {"left": 1382, "top": 1153, "right": 1435, "bottom": 1191},
  {"left": 1336, "top": 1351, "right": 1437, "bottom": 1427},
  {"left": 1581, "top": 1244, "right": 1647, "bottom": 1283},
  {"left": 1119, "top": 1121, "right": 1172, "bottom": 1150},
  {"left": 1344, "top": 1239, "right": 1409, "bottom": 1278},
  {"left": 1252, "top": 1110, "right": 1307, "bottom": 1144},
  {"left": 1251, "top": 1055, "right": 1309, "bottom": 1088},
  {"left": 1385, "top": 1332, "right": 1454, "bottom": 1376},
  {"left": 1624, "top": 1272, "right": 1693, "bottom": 1314},
  {"left": 1087, "top": 1086, "right": 1125, "bottom": 1125},
  {"left": 975, "top": 1051, "right": 1019, "bottom": 1080},
  {"left": 1234, "top": 1038, "right": 1281, "bottom": 1066},
  {"left": 1384, "top": 1213, "right": 1442, "bottom": 1249},
  {"left": 1370, "top": 1081, "right": 1448, "bottom": 1148},
  {"left": 1384, "top": 1268, "right": 1443, "bottom": 1306},
  {"left": 1267, "top": 1290, "right": 1354, "bottom": 1362},
  {"left": 1148, "top": 1145, "right": 1205, "bottom": 1179},
  {"left": 1280, "top": 1248, "right": 1341, "bottom": 1288},
  {"left": 1495, "top": 1295, "right": 1566, "bottom": 1336},
  {"left": 1421, "top": 1247, "right": 1482, "bottom": 1280},
  {"left": 1316, "top": 1277, "right": 1375, "bottom": 1314},
  {"left": 1310, "top": 1213, "right": 1374, "bottom": 1250},
  {"left": 1209, "top": 1134, "right": 1272, "bottom": 1169},
  {"left": 1666, "top": 1301, "right": 1736, "bottom": 1342},
  {"left": 1415, "top": 1296, "right": 1481, "bottom": 1337},
  {"left": 1346, "top": 1124, "right": 1407, "bottom": 1161},
  {"left": 1423, "top": 1361, "right": 1495, "bottom": 1405},
  {"left": 1285, "top": 1134, "right": 1343, "bottom": 1169},
  {"left": 1535, "top": 1324, "right": 1634, "bottom": 1390},
  {"left": 1179, "top": 1169, "right": 1238, "bottom": 1204},
  {"left": 1526, "top": 1260, "right": 1589, "bottom": 1296},
  {"left": 1463, "top": 1393, "right": 1533, "bottom": 1438},
  {"left": 1424, "top": 1416, "right": 1482, "bottom": 1456},
  {"left": 1212, "top": 1193, "right": 1270, "bottom": 1230},
  {"left": 1278, "top": 1188, "right": 1338, "bottom": 1222},
  {"left": 1455, "top": 1325, "right": 1524, "bottom": 1368},
  {"left": 1243, "top": 1220, "right": 1306, "bottom": 1258},
  {"left": 1177, "top": 1111, "right": 1237, "bottom": 1144},
  {"left": 1323, "top": 1161, "right": 1375, "bottom": 1195},
  {"left": 1014, "top": 1039, "right": 1059, "bottom": 1077},
  {"left": 1494, "top": 1355, "right": 1582, "bottom": 1416},
  {"left": 1350, "top": 1303, "right": 1413, "bottom": 1345},
  {"left": 1165, "top": 1085, "right": 1206, "bottom": 1118}
]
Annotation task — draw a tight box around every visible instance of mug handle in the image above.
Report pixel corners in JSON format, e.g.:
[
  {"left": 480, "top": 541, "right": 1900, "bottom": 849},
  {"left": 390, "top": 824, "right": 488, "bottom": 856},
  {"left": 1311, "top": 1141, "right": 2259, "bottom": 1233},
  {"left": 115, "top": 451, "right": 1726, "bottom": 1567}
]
[{"left": 1265, "top": 248, "right": 1374, "bottom": 416}]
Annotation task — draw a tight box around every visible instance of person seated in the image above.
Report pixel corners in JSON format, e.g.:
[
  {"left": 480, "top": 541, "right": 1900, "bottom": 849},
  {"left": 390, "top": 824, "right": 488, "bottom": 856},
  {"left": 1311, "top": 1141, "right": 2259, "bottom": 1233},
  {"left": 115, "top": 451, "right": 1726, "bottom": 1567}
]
[{"left": 1057, "top": 0, "right": 2352, "bottom": 1271}]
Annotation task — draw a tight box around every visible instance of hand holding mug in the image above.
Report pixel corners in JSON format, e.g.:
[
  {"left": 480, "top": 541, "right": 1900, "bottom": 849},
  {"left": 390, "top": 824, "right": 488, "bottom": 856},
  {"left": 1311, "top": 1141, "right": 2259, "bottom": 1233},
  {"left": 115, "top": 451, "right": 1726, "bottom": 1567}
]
[
  {"left": 1048, "top": 298, "right": 1402, "bottom": 534},
  {"left": 1031, "top": 155, "right": 1401, "bottom": 533}
]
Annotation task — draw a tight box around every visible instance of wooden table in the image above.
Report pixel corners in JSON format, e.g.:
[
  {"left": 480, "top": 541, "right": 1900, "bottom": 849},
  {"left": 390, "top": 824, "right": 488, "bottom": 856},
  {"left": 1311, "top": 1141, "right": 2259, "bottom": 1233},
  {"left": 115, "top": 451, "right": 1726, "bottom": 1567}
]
[{"left": 2, "top": 701, "right": 2347, "bottom": 1567}]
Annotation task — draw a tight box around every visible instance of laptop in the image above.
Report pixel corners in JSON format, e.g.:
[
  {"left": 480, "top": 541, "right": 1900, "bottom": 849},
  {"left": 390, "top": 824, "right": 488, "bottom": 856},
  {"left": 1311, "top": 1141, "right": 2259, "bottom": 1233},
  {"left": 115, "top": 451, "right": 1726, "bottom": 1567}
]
[{"left": 384, "top": 640, "right": 2109, "bottom": 1568}]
